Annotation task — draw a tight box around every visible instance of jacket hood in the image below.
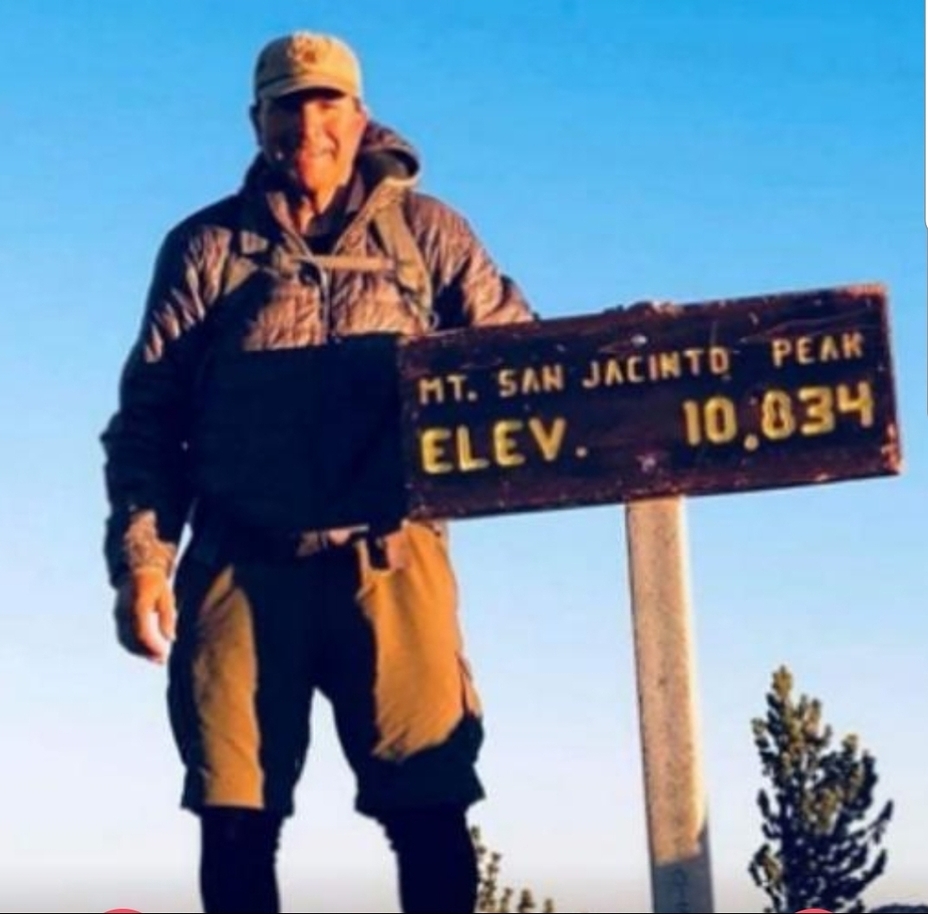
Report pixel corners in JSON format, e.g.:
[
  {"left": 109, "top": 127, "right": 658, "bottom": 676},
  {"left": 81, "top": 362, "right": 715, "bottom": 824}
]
[{"left": 357, "top": 119, "right": 421, "bottom": 184}]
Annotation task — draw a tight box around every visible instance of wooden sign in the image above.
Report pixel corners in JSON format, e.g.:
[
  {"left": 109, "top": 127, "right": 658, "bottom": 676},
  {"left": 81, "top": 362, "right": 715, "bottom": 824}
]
[
  {"left": 190, "top": 283, "right": 900, "bottom": 535},
  {"left": 397, "top": 283, "right": 900, "bottom": 522}
]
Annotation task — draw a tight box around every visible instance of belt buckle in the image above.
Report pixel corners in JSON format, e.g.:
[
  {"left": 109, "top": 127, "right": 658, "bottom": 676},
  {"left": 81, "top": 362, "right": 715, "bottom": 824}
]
[{"left": 294, "top": 530, "right": 329, "bottom": 558}]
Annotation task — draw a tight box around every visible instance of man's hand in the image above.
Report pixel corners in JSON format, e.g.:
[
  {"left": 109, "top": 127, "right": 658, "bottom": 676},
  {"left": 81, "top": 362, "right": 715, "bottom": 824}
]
[{"left": 114, "top": 567, "right": 176, "bottom": 664}]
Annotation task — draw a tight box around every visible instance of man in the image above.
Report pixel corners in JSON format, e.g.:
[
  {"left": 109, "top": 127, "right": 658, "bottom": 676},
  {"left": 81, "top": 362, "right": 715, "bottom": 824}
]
[{"left": 101, "top": 31, "right": 534, "bottom": 914}]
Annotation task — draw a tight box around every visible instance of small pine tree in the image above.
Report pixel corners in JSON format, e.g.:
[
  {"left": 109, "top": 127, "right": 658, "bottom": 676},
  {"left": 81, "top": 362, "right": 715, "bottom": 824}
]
[
  {"left": 471, "top": 826, "right": 556, "bottom": 913},
  {"left": 749, "top": 665, "right": 893, "bottom": 913}
]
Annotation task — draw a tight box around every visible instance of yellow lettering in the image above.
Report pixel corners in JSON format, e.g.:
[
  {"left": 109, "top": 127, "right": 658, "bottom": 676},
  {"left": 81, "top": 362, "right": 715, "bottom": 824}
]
[
  {"left": 681, "top": 400, "right": 702, "bottom": 445},
  {"left": 498, "top": 364, "right": 566, "bottom": 396},
  {"left": 770, "top": 338, "right": 792, "bottom": 368},
  {"left": 658, "top": 351, "right": 682, "bottom": 379},
  {"left": 682, "top": 348, "right": 704, "bottom": 374},
  {"left": 421, "top": 428, "right": 453, "bottom": 473},
  {"left": 493, "top": 420, "right": 526, "bottom": 467},
  {"left": 580, "top": 360, "right": 600, "bottom": 389},
  {"left": 771, "top": 332, "right": 865, "bottom": 369},
  {"left": 760, "top": 389, "right": 797, "bottom": 440},
  {"left": 419, "top": 377, "right": 445, "bottom": 405},
  {"left": 837, "top": 380, "right": 874, "bottom": 427},
  {"left": 603, "top": 358, "right": 624, "bottom": 385},
  {"left": 819, "top": 335, "right": 841, "bottom": 362},
  {"left": 842, "top": 331, "right": 864, "bottom": 359},
  {"left": 422, "top": 416, "right": 569, "bottom": 473},
  {"left": 418, "top": 374, "right": 472, "bottom": 404},
  {"left": 456, "top": 426, "right": 490, "bottom": 472},
  {"left": 709, "top": 346, "right": 730, "bottom": 374},
  {"left": 447, "top": 374, "right": 469, "bottom": 401},
  {"left": 682, "top": 397, "right": 738, "bottom": 445},
  {"left": 798, "top": 386, "right": 836, "bottom": 435},
  {"left": 796, "top": 336, "right": 815, "bottom": 364},
  {"left": 541, "top": 363, "right": 565, "bottom": 391},
  {"left": 581, "top": 348, "right": 737, "bottom": 387},
  {"left": 522, "top": 368, "right": 544, "bottom": 394},
  {"left": 497, "top": 368, "right": 518, "bottom": 398},
  {"left": 529, "top": 417, "right": 567, "bottom": 462}
]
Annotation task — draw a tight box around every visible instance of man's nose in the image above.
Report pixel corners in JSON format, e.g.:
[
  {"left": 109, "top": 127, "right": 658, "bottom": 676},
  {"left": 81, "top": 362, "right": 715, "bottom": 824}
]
[{"left": 294, "top": 101, "right": 325, "bottom": 135}]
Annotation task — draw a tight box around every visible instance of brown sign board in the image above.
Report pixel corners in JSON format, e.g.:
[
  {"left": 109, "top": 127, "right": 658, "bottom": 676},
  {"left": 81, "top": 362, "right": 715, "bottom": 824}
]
[
  {"left": 397, "top": 283, "right": 901, "bottom": 522},
  {"left": 191, "top": 283, "right": 900, "bottom": 535}
]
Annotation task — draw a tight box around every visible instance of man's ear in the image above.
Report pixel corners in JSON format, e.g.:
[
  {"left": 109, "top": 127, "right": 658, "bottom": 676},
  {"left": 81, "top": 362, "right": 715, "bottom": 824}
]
[{"left": 248, "top": 102, "right": 261, "bottom": 142}]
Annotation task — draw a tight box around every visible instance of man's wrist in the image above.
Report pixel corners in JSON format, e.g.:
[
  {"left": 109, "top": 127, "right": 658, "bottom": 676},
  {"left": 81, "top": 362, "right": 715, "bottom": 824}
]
[{"left": 112, "top": 563, "right": 170, "bottom": 591}]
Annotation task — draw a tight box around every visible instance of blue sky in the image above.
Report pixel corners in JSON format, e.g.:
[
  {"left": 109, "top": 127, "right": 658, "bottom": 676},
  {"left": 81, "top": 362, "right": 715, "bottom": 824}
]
[{"left": 1, "top": 2, "right": 924, "bottom": 912}]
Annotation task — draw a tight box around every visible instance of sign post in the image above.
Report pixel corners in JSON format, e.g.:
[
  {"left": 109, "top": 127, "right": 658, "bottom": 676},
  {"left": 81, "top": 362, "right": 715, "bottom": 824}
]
[
  {"left": 200, "top": 283, "right": 901, "bottom": 914},
  {"left": 626, "top": 498, "right": 713, "bottom": 913}
]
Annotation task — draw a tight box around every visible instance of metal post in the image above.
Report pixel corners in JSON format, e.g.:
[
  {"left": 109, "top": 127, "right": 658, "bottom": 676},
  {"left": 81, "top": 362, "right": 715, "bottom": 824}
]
[{"left": 624, "top": 497, "right": 714, "bottom": 913}]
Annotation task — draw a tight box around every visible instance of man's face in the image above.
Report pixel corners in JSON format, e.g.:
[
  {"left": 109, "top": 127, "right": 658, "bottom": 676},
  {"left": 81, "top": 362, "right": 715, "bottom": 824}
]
[{"left": 252, "top": 88, "right": 368, "bottom": 199}]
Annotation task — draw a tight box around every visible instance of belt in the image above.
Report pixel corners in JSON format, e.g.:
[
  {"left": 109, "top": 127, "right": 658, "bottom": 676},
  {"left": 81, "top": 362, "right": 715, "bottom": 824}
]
[{"left": 188, "top": 503, "right": 396, "bottom": 566}]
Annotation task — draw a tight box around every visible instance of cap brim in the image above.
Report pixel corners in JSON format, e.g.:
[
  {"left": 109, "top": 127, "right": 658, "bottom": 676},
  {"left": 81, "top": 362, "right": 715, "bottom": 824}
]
[{"left": 257, "top": 75, "right": 359, "bottom": 101}]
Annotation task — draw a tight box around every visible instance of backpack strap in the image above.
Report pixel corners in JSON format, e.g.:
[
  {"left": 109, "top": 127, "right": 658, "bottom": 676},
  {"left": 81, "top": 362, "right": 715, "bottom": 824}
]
[
  {"left": 370, "top": 197, "right": 436, "bottom": 330},
  {"left": 217, "top": 193, "right": 436, "bottom": 330}
]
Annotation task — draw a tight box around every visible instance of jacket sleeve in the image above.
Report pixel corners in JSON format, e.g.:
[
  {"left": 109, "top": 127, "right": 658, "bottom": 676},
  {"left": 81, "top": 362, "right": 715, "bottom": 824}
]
[
  {"left": 100, "top": 224, "right": 211, "bottom": 586},
  {"left": 411, "top": 195, "right": 538, "bottom": 329}
]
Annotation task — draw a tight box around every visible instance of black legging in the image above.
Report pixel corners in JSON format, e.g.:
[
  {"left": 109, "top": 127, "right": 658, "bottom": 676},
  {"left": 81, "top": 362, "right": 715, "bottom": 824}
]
[
  {"left": 381, "top": 805, "right": 478, "bottom": 913},
  {"left": 200, "top": 808, "right": 283, "bottom": 913},
  {"left": 199, "top": 805, "right": 477, "bottom": 913}
]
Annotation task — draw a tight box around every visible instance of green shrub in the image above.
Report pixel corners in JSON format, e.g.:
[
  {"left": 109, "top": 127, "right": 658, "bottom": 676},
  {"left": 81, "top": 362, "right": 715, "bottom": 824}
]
[{"left": 749, "top": 666, "right": 893, "bottom": 913}]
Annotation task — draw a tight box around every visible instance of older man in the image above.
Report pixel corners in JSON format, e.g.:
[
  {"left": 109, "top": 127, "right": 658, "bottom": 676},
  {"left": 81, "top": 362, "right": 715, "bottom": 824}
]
[{"left": 101, "top": 30, "right": 534, "bottom": 914}]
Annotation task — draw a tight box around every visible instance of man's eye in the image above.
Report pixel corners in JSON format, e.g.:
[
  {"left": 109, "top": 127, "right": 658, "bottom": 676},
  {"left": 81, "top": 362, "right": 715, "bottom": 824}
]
[{"left": 271, "top": 98, "right": 302, "bottom": 115}]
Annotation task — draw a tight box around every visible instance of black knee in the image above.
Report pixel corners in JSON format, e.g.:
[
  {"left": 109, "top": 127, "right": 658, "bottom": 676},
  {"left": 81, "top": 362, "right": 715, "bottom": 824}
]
[
  {"left": 381, "top": 805, "right": 478, "bottom": 913},
  {"left": 199, "top": 806, "right": 284, "bottom": 913}
]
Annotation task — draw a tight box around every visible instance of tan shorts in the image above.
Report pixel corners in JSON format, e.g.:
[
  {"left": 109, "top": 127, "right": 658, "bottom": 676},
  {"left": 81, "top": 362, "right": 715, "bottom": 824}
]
[{"left": 166, "top": 521, "right": 484, "bottom": 819}]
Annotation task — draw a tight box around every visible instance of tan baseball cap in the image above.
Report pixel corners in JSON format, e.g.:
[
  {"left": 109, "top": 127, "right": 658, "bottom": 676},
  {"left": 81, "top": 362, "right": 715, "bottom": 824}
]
[{"left": 253, "top": 32, "right": 363, "bottom": 102}]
